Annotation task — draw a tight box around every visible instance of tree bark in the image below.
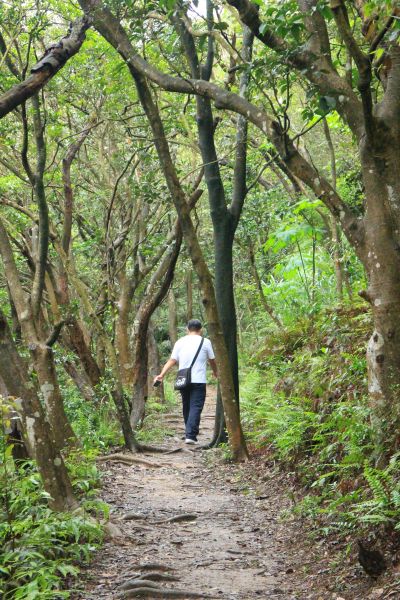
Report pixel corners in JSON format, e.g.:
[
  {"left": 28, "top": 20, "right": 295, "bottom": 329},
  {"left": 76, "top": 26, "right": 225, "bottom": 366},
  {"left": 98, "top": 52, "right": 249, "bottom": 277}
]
[
  {"left": 30, "top": 94, "right": 48, "bottom": 319},
  {"left": 186, "top": 270, "right": 193, "bottom": 321},
  {"left": 64, "top": 319, "right": 101, "bottom": 387},
  {"left": 64, "top": 359, "right": 96, "bottom": 403},
  {"left": 115, "top": 272, "right": 135, "bottom": 386},
  {"left": 147, "top": 321, "right": 164, "bottom": 402},
  {"left": 361, "top": 145, "right": 400, "bottom": 459},
  {"left": 168, "top": 289, "right": 178, "bottom": 347},
  {"left": 0, "top": 310, "right": 77, "bottom": 511}
]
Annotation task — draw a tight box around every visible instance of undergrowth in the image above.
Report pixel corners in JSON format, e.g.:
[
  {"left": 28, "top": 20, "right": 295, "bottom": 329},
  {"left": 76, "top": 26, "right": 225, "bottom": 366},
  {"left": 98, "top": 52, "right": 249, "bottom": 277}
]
[
  {"left": 63, "top": 376, "right": 123, "bottom": 450},
  {"left": 0, "top": 392, "right": 107, "bottom": 599},
  {"left": 241, "top": 307, "right": 400, "bottom": 539},
  {"left": 136, "top": 380, "right": 179, "bottom": 443},
  {"left": 0, "top": 448, "right": 104, "bottom": 599}
]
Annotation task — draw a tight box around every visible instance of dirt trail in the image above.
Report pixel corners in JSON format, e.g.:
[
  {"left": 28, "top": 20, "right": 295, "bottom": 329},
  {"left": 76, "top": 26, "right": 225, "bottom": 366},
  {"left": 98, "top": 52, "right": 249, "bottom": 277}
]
[{"left": 74, "top": 390, "right": 305, "bottom": 599}]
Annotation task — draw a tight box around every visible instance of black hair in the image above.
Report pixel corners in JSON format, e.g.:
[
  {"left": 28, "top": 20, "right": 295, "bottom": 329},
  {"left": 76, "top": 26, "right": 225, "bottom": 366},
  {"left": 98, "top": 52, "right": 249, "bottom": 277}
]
[{"left": 187, "top": 319, "right": 202, "bottom": 331}]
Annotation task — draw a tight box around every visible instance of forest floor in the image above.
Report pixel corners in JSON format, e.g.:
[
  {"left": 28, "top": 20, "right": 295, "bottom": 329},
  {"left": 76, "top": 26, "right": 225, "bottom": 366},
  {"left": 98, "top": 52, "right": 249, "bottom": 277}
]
[{"left": 73, "top": 389, "right": 392, "bottom": 600}]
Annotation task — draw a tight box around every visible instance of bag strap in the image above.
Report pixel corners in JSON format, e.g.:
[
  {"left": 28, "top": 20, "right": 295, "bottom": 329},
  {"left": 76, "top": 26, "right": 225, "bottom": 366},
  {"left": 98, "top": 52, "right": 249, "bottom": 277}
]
[{"left": 189, "top": 337, "right": 204, "bottom": 369}]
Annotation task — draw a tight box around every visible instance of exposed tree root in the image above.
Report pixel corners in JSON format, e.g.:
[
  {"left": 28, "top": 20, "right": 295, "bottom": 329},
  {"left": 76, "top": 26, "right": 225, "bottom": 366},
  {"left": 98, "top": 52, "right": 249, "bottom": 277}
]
[
  {"left": 137, "top": 572, "right": 179, "bottom": 582},
  {"left": 117, "top": 588, "right": 207, "bottom": 599},
  {"left": 121, "top": 512, "right": 145, "bottom": 521},
  {"left": 97, "top": 453, "right": 163, "bottom": 468},
  {"left": 152, "top": 513, "right": 198, "bottom": 524},
  {"left": 139, "top": 562, "right": 175, "bottom": 572},
  {"left": 118, "top": 573, "right": 179, "bottom": 592},
  {"left": 118, "top": 580, "right": 160, "bottom": 591}
]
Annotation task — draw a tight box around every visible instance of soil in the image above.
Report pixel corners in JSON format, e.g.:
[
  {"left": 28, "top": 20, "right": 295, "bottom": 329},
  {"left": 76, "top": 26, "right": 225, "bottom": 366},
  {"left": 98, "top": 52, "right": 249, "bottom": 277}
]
[{"left": 73, "top": 389, "right": 400, "bottom": 600}]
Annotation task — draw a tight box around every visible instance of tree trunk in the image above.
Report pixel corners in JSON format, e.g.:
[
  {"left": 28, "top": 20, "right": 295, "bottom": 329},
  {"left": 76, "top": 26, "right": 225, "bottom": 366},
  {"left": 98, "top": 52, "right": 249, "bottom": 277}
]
[
  {"left": 32, "top": 344, "right": 77, "bottom": 450},
  {"left": 362, "top": 150, "right": 400, "bottom": 459},
  {"left": 168, "top": 288, "right": 178, "bottom": 346},
  {"left": 186, "top": 269, "right": 193, "bottom": 321},
  {"left": 64, "top": 359, "right": 96, "bottom": 403},
  {"left": 6, "top": 284, "right": 22, "bottom": 342},
  {"left": 0, "top": 310, "right": 77, "bottom": 510},
  {"left": 115, "top": 278, "right": 134, "bottom": 386},
  {"left": 329, "top": 217, "right": 345, "bottom": 303},
  {"left": 65, "top": 319, "right": 101, "bottom": 387},
  {"left": 147, "top": 321, "right": 164, "bottom": 403},
  {"left": 211, "top": 223, "right": 238, "bottom": 445}
]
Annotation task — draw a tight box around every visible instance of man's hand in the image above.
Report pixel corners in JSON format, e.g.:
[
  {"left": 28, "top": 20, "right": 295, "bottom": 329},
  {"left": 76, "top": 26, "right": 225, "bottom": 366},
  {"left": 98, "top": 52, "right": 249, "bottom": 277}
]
[
  {"left": 153, "top": 358, "right": 177, "bottom": 387},
  {"left": 153, "top": 374, "right": 163, "bottom": 385},
  {"left": 209, "top": 358, "right": 218, "bottom": 379}
]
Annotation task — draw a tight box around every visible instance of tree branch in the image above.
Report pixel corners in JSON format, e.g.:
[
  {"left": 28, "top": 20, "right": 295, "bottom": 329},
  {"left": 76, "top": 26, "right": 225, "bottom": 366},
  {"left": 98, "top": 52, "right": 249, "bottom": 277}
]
[
  {"left": 172, "top": 4, "right": 227, "bottom": 222},
  {"left": 30, "top": 94, "right": 48, "bottom": 319},
  {"left": 0, "top": 17, "right": 91, "bottom": 119},
  {"left": 229, "top": 26, "right": 254, "bottom": 226},
  {"left": 330, "top": 0, "right": 375, "bottom": 139},
  {"left": 45, "top": 321, "right": 65, "bottom": 347},
  {"left": 62, "top": 115, "right": 97, "bottom": 253},
  {"left": 0, "top": 29, "right": 21, "bottom": 80},
  {"left": 227, "top": 0, "right": 364, "bottom": 138}
]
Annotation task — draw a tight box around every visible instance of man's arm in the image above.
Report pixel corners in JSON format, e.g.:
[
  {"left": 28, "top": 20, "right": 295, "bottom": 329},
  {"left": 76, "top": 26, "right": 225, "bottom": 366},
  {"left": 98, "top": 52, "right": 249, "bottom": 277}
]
[
  {"left": 208, "top": 358, "right": 218, "bottom": 379},
  {"left": 154, "top": 358, "right": 177, "bottom": 383}
]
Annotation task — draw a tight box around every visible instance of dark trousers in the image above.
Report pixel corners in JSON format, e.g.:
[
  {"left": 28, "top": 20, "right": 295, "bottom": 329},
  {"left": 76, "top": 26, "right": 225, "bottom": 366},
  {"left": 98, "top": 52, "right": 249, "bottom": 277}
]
[{"left": 180, "top": 383, "right": 206, "bottom": 441}]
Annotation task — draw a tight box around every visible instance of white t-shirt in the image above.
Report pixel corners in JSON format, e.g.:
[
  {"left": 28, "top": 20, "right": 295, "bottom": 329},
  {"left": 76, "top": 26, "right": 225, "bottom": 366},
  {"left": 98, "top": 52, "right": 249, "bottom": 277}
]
[{"left": 171, "top": 335, "right": 215, "bottom": 384}]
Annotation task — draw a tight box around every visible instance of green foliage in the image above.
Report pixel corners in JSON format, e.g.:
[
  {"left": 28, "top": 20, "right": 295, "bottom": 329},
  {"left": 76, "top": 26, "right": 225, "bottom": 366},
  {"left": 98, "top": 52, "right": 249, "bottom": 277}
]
[
  {"left": 241, "top": 370, "right": 313, "bottom": 457},
  {"left": 239, "top": 309, "right": 400, "bottom": 537},
  {"left": 137, "top": 380, "right": 179, "bottom": 443},
  {"left": 0, "top": 454, "right": 103, "bottom": 599},
  {"left": 260, "top": 1, "right": 305, "bottom": 44},
  {"left": 61, "top": 376, "right": 123, "bottom": 451}
]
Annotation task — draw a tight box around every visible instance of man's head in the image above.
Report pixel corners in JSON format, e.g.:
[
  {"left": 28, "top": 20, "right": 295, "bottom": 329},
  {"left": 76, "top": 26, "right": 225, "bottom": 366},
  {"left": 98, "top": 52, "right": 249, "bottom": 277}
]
[{"left": 187, "top": 319, "right": 202, "bottom": 333}]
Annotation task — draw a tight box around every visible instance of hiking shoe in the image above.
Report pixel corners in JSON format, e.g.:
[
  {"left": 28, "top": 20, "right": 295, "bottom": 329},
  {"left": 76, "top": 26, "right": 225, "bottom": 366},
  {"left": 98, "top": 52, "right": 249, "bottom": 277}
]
[{"left": 185, "top": 439, "right": 198, "bottom": 445}]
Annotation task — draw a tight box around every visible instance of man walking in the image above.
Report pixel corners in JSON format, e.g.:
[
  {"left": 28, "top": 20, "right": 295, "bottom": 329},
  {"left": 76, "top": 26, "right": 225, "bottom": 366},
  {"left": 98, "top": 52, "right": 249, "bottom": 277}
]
[{"left": 154, "top": 319, "right": 217, "bottom": 444}]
